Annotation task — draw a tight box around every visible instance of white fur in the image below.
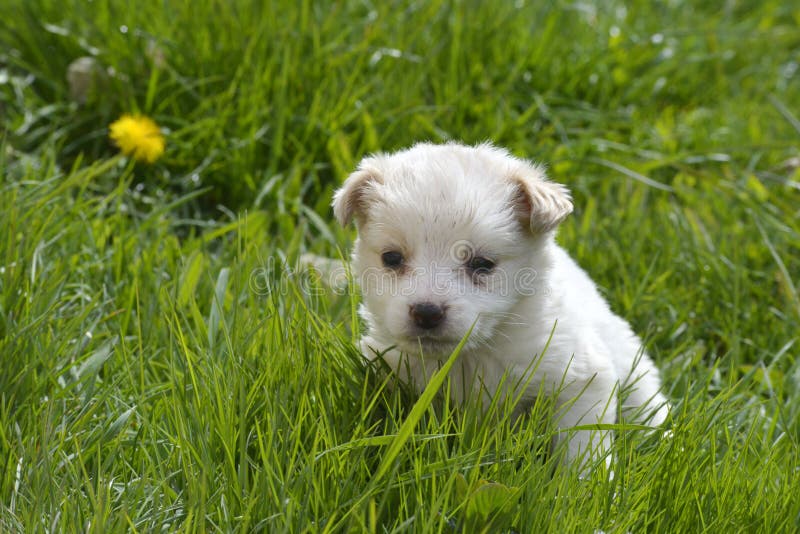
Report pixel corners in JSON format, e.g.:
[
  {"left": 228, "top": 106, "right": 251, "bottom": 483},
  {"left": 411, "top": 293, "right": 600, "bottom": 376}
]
[{"left": 332, "top": 141, "right": 669, "bottom": 465}]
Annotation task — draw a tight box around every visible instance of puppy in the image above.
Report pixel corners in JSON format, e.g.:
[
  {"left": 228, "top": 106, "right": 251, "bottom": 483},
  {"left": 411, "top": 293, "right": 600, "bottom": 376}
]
[{"left": 332, "top": 142, "right": 668, "bottom": 465}]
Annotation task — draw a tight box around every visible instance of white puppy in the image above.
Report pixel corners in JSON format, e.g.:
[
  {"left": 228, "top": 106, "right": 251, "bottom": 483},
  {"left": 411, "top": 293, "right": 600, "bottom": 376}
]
[{"left": 332, "top": 141, "right": 668, "bottom": 465}]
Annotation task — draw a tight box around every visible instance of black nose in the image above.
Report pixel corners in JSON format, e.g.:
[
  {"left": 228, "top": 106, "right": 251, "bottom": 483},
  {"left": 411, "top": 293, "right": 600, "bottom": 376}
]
[{"left": 410, "top": 302, "right": 445, "bottom": 330}]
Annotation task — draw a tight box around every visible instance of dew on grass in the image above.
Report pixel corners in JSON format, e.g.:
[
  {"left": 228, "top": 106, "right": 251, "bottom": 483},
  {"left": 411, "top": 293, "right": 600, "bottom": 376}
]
[
  {"left": 42, "top": 23, "right": 70, "bottom": 36},
  {"left": 369, "top": 47, "right": 402, "bottom": 65}
]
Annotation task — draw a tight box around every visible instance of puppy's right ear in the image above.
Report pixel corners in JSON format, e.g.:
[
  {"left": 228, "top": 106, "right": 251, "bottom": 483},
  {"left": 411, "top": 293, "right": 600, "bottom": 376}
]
[{"left": 332, "top": 166, "right": 383, "bottom": 226}]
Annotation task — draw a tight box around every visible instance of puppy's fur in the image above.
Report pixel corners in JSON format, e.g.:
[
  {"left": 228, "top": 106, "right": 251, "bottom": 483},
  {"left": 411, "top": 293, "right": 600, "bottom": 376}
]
[{"left": 332, "top": 142, "right": 668, "bottom": 464}]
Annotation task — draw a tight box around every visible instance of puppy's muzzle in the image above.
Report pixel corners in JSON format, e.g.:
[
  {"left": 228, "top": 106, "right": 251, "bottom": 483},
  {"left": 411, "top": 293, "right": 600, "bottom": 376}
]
[{"left": 410, "top": 302, "right": 446, "bottom": 330}]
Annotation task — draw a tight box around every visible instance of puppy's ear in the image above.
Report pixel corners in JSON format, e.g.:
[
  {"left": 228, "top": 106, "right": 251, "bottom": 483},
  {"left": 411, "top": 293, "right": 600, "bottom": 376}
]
[
  {"left": 332, "top": 165, "right": 383, "bottom": 226},
  {"left": 509, "top": 166, "right": 573, "bottom": 234}
]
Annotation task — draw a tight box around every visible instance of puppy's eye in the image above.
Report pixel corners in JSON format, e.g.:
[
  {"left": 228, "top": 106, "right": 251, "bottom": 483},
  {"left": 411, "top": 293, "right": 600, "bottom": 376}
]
[
  {"left": 468, "top": 256, "right": 496, "bottom": 274},
  {"left": 381, "top": 250, "right": 404, "bottom": 268}
]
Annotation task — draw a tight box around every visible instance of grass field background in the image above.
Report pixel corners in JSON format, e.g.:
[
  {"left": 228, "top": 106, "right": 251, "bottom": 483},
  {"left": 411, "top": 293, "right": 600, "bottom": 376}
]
[{"left": 2, "top": 0, "right": 800, "bottom": 531}]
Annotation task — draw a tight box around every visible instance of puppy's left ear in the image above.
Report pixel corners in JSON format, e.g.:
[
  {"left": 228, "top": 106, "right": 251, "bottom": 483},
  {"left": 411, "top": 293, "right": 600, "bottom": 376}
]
[{"left": 509, "top": 165, "right": 573, "bottom": 234}]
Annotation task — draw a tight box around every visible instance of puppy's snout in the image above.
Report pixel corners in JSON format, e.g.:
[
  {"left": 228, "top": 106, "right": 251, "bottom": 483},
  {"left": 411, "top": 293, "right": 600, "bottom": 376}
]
[{"left": 410, "top": 302, "right": 446, "bottom": 330}]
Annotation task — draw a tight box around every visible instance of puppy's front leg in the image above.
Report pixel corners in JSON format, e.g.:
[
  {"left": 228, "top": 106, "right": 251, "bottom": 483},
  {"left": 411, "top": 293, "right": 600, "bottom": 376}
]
[{"left": 553, "top": 365, "right": 618, "bottom": 469}]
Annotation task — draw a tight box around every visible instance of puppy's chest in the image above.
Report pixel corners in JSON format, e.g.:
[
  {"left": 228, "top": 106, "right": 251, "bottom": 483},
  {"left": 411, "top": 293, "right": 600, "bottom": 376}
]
[
  {"left": 466, "top": 322, "right": 583, "bottom": 391},
  {"left": 418, "top": 340, "right": 554, "bottom": 405}
]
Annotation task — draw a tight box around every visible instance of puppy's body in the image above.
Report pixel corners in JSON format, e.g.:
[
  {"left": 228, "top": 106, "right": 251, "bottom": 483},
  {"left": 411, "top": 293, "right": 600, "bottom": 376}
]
[{"left": 333, "top": 142, "right": 668, "bottom": 463}]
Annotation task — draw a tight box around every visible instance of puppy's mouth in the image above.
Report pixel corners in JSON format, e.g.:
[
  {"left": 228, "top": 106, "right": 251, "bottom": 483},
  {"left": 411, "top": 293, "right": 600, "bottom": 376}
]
[{"left": 398, "top": 332, "right": 463, "bottom": 357}]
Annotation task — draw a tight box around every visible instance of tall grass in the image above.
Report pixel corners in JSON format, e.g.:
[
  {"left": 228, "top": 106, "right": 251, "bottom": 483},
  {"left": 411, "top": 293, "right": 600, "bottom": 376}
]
[{"left": 1, "top": 0, "right": 799, "bottom": 531}]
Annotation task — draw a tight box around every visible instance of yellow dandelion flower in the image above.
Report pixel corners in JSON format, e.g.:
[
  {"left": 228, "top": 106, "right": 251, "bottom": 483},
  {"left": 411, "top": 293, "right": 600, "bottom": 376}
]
[{"left": 109, "top": 114, "right": 165, "bottom": 163}]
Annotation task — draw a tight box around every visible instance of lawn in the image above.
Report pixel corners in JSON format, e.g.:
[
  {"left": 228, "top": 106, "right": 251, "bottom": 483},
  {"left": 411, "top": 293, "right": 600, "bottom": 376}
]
[{"left": 1, "top": 0, "right": 799, "bottom": 532}]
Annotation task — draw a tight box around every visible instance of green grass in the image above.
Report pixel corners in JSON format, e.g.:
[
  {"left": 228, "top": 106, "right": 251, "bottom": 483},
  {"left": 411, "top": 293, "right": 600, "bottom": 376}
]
[{"left": 1, "top": 0, "right": 800, "bottom": 531}]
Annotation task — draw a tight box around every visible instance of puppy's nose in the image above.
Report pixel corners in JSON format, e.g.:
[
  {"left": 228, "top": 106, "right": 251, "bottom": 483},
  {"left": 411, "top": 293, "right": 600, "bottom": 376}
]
[{"left": 410, "top": 302, "right": 445, "bottom": 329}]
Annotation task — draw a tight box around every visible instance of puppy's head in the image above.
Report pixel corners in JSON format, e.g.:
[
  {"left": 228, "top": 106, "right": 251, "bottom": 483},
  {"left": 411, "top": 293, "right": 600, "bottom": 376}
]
[{"left": 333, "top": 142, "right": 572, "bottom": 356}]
